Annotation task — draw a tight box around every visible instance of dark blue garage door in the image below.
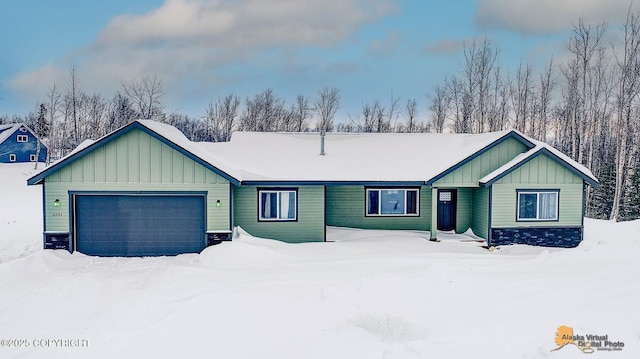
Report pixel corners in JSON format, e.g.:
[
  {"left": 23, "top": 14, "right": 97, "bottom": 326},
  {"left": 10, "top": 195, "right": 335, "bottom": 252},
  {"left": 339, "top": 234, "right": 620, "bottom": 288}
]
[{"left": 75, "top": 194, "right": 206, "bottom": 256}]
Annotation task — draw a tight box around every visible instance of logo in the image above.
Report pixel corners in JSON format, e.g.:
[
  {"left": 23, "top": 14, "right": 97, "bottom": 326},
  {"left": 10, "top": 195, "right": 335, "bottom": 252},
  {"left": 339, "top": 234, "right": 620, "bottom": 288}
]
[{"left": 552, "top": 325, "right": 625, "bottom": 353}]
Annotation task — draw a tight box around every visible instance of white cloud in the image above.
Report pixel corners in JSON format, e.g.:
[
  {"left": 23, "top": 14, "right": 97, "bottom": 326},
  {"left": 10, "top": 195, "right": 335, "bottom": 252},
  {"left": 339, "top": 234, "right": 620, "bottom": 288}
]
[
  {"left": 475, "top": 0, "right": 640, "bottom": 34},
  {"left": 9, "top": 0, "right": 398, "bottom": 110},
  {"left": 97, "top": 0, "right": 397, "bottom": 48},
  {"left": 8, "top": 64, "right": 66, "bottom": 102}
]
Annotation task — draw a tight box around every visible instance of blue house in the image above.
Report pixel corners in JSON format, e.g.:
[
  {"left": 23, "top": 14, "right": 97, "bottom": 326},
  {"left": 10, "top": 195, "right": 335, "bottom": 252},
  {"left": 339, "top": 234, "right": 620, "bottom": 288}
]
[{"left": 0, "top": 123, "right": 48, "bottom": 163}]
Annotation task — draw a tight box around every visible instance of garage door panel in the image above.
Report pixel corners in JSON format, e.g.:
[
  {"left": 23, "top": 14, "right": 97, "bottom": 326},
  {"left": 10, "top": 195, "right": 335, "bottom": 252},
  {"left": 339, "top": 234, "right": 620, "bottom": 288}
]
[{"left": 75, "top": 195, "right": 205, "bottom": 256}]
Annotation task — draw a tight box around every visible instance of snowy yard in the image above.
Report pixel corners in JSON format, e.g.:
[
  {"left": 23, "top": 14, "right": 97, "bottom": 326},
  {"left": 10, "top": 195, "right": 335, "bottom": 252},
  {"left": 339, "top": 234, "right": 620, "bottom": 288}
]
[{"left": 0, "top": 163, "right": 638, "bottom": 358}]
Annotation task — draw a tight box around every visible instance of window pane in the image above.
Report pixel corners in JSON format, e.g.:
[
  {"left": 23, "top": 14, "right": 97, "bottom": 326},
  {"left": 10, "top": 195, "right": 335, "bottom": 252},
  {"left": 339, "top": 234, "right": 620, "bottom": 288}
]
[
  {"left": 519, "top": 193, "right": 537, "bottom": 219},
  {"left": 261, "top": 192, "right": 278, "bottom": 219},
  {"left": 367, "top": 190, "right": 379, "bottom": 215},
  {"left": 538, "top": 192, "right": 557, "bottom": 220},
  {"left": 278, "top": 191, "right": 296, "bottom": 219},
  {"left": 288, "top": 191, "right": 296, "bottom": 219},
  {"left": 380, "top": 189, "right": 405, "bottom": 214},
  {"left": 406, "top": 190, "right": 418, "bottom": 214}
]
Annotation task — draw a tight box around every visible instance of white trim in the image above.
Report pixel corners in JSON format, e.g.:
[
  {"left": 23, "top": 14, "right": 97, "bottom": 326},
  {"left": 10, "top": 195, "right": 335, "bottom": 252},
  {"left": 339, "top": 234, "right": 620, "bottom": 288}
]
[
  {"left": 258, "top": 189, "right": 297, "bottom": 221},
  {"left": 30, "top": 154, "right": 37, "bottom": 162},
  {"left": 9, "top": 154, "right": 16, "bottom": 162},
  {"left": 516, "top": 191, "right": 559, "bottom": 221},
  {"left": 17, "top": 135, "right": 28, "bottom": 142},
  {"left": 366, "top": 188, "right": 420, "bottom": 216}
]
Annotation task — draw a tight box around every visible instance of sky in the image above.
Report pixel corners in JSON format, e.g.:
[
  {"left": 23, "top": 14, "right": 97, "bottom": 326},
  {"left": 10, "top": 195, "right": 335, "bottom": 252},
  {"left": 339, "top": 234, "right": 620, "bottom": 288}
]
[{"left": 1, "top": 0, "right": 638, "bottom": 122}]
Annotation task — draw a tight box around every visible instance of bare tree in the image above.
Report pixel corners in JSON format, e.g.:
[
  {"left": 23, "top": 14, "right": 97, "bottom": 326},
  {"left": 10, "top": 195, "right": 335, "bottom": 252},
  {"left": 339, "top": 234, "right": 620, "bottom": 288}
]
[
  {"left": 446, "top": 77, "right": 468, "bottom": 133},
  {"left": 536, "top": 58, "right": 555, "bottom": 141},
  {"left": 471, "top": 39, "right": 498, "bottom": 133},
  {"left": 373, "top": 99, "right": 392, "bottom": 132},
  {"left": 611, "top": 9, "right": 640, "bottom": 221},
  {"left": 510, "top": 63, "right": 533, "bottom": 134},
  {"left": 487, "top": 64, "right": 510, "bottom": 131},
  {"left": 429, "top": 85, "right": 449, "bottom": 133},
  {"left": 108, "top": 92, "right": 136, "bottom": 132},
  {"left": 46, "top": 83, "right": 62, "bottom": 162},
  {"left": 291, "top": 95, "right": 311, "bottom": 132},
  {"left": 238, "top": 89, "right": 286, "bottom": 132},
  {"left": 206, "top": 94, "right": 240, "bottom": 141},
  {"left": 65, "top": 65, "right": 80, "bottom": 142},
  {"left": 404, "top": 98, "right": 418, "bottom": 133},
  {"left": 568, "top": 18, "right": 607, "bottom": 163},
  {"left": 122, "top": 74, "right": 165, "bottom": 120},
  {"left": 314, "top": 87, "right": 340, "bottom": 132}
]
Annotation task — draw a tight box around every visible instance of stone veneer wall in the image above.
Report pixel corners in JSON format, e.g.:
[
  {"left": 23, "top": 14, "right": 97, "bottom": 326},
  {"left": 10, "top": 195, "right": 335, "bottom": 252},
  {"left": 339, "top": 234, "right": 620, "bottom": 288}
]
[{"left": 490, "top": 227, "right": 583, "bottom": 248}]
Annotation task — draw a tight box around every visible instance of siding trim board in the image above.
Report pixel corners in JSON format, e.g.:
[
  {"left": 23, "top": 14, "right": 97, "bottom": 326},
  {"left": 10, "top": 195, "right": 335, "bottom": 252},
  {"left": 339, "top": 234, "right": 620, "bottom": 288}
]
[
  {"left": 487, "top": 186, "right": 493, "bottom": 246},
  {"left": 243, "top": 180, "right": 426, "bottom": 186}
]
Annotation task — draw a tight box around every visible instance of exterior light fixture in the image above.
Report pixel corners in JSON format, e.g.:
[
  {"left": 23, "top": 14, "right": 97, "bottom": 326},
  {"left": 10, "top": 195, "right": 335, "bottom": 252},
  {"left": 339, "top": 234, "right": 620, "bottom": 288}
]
[
  {"left": 53, "top": 199, "right": 61, "bottom": 208},
  {"left": 216, "top": 200, "right": 221, "bottom": 207}
]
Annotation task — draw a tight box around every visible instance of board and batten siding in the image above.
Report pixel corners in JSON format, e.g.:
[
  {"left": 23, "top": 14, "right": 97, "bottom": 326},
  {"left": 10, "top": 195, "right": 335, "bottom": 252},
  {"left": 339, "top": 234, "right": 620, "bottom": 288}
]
[
  {"left": 491, "top": 153, "right": 584, "bottom": 228},
  {"left": 232, "top": 185, "right": 325, "bottom": 243},
  {"left": 325, "top": 185, "right": 431, "bottom": 231},
  {"left": 43, "top": 128, "right": 230, "bottom": 233},
  {"left": 471, "top": 187, "right": 489, "bottom": 239},
  {"left": 433, "top": 137, "right": 528, "bottom": 187},
  {"left": 455, "top": 188, "right": 472, "bottom": 233}
]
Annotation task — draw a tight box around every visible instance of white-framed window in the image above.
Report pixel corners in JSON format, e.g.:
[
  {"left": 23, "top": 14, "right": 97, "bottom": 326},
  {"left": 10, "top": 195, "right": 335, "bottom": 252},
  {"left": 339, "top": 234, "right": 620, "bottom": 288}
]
[
  {"left": 19, "top": 127, "right": 27, "bottom": 132},
  {"left": 366, "top": 188, "right": 419, "bottom": 216},
  {"left": 517, "top": 190, "right": 559, "bottom": 221},
  {"left": 17, "top": 135, "right": 28, "bottom": 142},
  {"left": 258, "top": 189, "right": 297, "bottom": 221},
  {"left": 29, "top": 154, "right": 37, "bottom": 162},
  {"left": 9, "top": 154, "right": 16, "bottom": 162}
]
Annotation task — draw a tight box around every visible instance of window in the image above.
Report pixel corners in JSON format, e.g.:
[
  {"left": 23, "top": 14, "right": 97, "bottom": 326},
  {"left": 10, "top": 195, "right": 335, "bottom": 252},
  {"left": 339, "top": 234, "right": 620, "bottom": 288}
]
[
  {"left": 9, "top": 154, "right": 16, "bottom": 162},
  {"left": 19, "top": 127, "right": 27, "bottom": 132},
  {"left": 517, "top": 190, "right": 559, "bottom": 221},
  {"left": 366, "top": 188, "right": 419, "bottom": 216},
  {"left": 258, "top": 189, "right": 297, "bottom": 221},
  {"left": 30, "top": 154, "right": 37, "bottom": 162},
  {"left": 17, "top": 135, "right": 28, "bottom": 142}
]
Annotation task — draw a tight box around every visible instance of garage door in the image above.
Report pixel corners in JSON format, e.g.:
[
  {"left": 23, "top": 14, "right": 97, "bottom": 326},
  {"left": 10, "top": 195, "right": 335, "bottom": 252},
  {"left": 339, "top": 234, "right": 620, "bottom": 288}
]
[{"left": 74, "top": 194, "right": 206, "bottom": 256}]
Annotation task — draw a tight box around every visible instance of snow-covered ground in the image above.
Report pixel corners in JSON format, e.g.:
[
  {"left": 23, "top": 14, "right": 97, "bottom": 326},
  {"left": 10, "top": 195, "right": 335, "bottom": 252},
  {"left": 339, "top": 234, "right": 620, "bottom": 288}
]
[{"left": 0, "top": 163, "right": 638, "bottom": 358}]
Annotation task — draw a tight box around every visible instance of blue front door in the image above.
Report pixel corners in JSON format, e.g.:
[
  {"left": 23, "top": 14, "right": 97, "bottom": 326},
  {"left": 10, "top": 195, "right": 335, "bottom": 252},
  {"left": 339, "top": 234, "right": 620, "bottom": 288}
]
[
  {"left": 74, "top": 194, "right": 206, "bottom": 256},
  {"left": 437, "top": 189, "right": 456, "bottom": 231}
]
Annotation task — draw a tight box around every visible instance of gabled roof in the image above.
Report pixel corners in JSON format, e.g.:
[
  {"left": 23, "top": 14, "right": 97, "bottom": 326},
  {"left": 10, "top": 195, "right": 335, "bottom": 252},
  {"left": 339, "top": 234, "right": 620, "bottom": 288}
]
[
  {"left": 27, "top": 121, "right": 241, "bottom": 186},
  {"left": 479, "top": 140, "right": 598, "bottom": 187},
  {"left": 200, "top": 129, "right": 530, "bottom": 184},
  {"left": 27, "top": 120, "right": 598, "bottom": 187},
  {"left": 0, "top": 123, "right": 41, "bottom": 145}
]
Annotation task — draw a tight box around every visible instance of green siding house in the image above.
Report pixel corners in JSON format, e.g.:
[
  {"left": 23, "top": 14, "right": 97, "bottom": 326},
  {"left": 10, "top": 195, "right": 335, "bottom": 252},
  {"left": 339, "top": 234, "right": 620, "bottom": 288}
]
[{"left": 27, "top": 120, "right": 598, "bottom": 256}]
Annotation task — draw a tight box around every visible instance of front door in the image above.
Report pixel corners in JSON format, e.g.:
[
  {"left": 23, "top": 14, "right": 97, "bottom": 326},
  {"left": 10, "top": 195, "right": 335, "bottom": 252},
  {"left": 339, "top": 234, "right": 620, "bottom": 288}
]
[{"left": 437, "top": 189, "right": 456, "bottom": 231}]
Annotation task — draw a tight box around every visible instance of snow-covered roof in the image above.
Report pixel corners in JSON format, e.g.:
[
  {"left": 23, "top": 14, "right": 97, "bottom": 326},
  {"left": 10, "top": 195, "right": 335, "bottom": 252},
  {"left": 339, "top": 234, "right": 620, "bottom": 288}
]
[
  {"left": 197, "top": 130, "right": 515, "bottom": 183},
  {"left": 0, "top": 123, "right": 24, "bottom": 144},
  {"left": 28, "top": 120, "right": 598, "bottom": 187}
]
